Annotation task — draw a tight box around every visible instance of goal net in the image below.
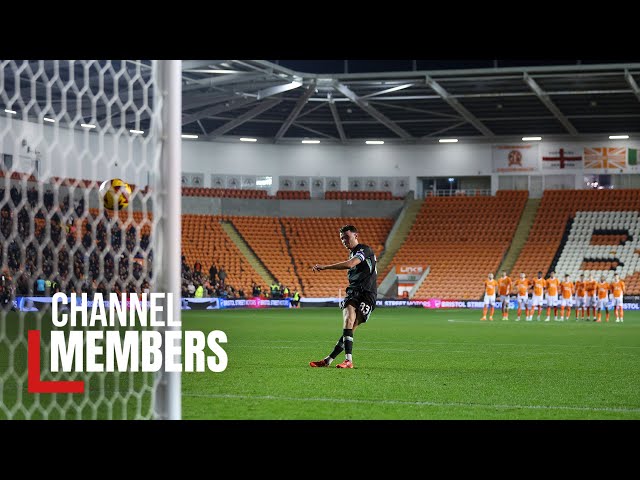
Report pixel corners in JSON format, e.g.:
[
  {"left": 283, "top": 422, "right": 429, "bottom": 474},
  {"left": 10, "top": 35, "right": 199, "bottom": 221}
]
[{"left": 0, "top": 60, "right": 181, "bottom": 419}]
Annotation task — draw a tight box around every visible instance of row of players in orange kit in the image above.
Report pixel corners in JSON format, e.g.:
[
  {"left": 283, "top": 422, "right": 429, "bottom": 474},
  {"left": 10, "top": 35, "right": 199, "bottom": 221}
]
[{"left": 482, "top": 271, "right": 625, "bottom": 323}]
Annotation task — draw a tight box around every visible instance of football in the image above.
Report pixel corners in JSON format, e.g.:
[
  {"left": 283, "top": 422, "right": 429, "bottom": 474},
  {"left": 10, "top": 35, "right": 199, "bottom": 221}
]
[{"left": 99, "top": 178, "right": 131, "bottom": 210}]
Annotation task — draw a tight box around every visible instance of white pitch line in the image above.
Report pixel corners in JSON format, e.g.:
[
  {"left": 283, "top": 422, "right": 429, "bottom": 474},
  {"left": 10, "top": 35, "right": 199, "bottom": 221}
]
[
  {"left": 228, "top": 344, "right": 636, "bottom": 356},
  {"left": 449, "top": 319, "right": 585, "bottom": 325},
  {"left": 183, "top": 392, "right": 640, "bottom": 414},
  {"left": 230, "top": 338, "right": 640, "bottom": 350}
]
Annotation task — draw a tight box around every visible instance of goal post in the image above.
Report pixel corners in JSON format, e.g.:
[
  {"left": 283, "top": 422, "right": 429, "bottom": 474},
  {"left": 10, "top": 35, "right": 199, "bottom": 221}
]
[
  {"left": 154, "top": 60, "right": 182, "bottom": 420},
  {"left": 0, "top": 60, "right": 182, "bottom": 420}
]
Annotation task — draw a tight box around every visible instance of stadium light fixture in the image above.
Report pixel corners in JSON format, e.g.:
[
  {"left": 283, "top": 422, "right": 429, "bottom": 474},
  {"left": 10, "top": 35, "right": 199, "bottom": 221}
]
[
  {"left": 366, "top": 140, "right": 385, "bottom": 145},
  {"left": 43, "top": 117, "right": 56, "bottom": 123},
  {"left": 181, "top": 134, "right": 199, "bottom": 139},
  {"left": 81, "top": 123, "right": 96, "bottom": 129},
  {"left": 4, "top": 109, "right": 16, "bottom": 114},
  {"left": 522, "top": 136, "right": 542, "bottom": 141},
  {"left": 609, "top": 135, "right": 629, "bottom": 140},
  {"left": 240, "top": 137, "right": 257, "bottom": 142},
  {"left": 439, "top": 138, "right": 458, "bottom": 143},
  {"left": 129, "top": 129, "right": 144, "bottom": 134},
  {"left": 301, "top": 139, "right": 320, "bottom": 144},
  {"left": 185, "top": 69, "right": 244, "bottom": 74}
]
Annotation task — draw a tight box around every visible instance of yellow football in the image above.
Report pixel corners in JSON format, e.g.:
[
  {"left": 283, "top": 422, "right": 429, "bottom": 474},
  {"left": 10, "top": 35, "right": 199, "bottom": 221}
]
[{"left": 99, "top": 178, "right": 131, "bottom": 210}]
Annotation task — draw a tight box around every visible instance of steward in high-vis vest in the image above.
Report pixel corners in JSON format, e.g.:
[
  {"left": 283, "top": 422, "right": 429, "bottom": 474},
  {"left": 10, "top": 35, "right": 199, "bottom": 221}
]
[{"left": 291, "top": 290, "right": 301, "bottom": 309}]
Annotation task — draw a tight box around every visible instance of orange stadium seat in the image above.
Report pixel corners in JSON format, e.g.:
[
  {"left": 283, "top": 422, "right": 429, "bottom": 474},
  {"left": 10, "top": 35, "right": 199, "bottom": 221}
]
[
  {"left": 181, "top": 188, "right": 269, "bottom": 199},
  {"left": 275, "top": 190, "right": 311, "bottom": 200},
  {"left": 88, "top": 208, "right": 153, "bottom": 237},
  {"left": 181, "top": 214, "right": 264, "bottom": 294},
  {"left": 379, "top": 190, "right": 528, "bottom": 300},
  {"left": 325, "top": 191, "right": 394, "bottom": 200},
  {"left": 282, "top": 217, "right": 393, "bottom": 297},
  {"left": 229, "top": 216, "right": 302, "bottom": 293},
  {"left": 18, "top": 179, "right": 638, "bottom": 298}
]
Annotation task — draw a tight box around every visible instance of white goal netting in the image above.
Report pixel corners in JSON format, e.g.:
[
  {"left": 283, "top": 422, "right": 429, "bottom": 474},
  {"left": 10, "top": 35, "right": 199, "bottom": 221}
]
[{"left": 0, "top": 60, "right": 181, "bottom": 419}]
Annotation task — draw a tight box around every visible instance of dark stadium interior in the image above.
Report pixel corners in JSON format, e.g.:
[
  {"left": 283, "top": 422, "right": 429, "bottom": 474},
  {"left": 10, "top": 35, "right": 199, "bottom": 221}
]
[{"left": 2, "top": 60, "right": 640, "bottom": 142}]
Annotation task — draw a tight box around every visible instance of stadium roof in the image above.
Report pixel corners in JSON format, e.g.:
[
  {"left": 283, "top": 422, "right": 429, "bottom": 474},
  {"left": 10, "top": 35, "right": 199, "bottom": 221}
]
[
  {"left": 3, "top": 60, "right": 640, "bottom": 145},
  {"left": 180, "top": 60, "right": 640, "bottom": 144}
]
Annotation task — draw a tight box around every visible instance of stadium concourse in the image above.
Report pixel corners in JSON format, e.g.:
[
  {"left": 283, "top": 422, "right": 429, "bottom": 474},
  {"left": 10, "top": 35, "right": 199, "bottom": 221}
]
[{"left": 2, "top": 174, "right": 639, "bottom": 307}]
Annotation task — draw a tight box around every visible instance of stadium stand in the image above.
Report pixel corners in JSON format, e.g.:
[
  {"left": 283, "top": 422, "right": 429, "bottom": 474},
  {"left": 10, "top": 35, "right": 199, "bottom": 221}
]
[
  {"left": 181, "top": 214, "right": 264, "bottom": 295},
  {"left": 283, "top": 217, "right": 393, "bottom": 297},
  {"left": 275, "top": 190, "right": 310, "bottom": 200},
  {"left": 181, "top": 187, "right": 269, "bottom": 198},
  {"left": 379, "top": 191, "right": 528, "bottom": 299},
  {"left": 510, "top": 189, "right": 640, "bottom": 293},
  {"left": 50, "top": 176, "right": 102, "bottom": 189},
  {"left": 90, "top": 208, "right": 152, "bottom": 237},
  {"left": 4, "top": 173, "right": 638, "bottom": 300},
  {"left": 230, "top": 216, "right": 302, "bottom": 293},
  {"left": 0, "top": 175, "right": 394, "bottom": 299},
  {"left": 553, "top": 210, "right": 640, "bottom": 293},
  {"left": 0, "top": 171, "right": 37, "bottom": 182},
  {"left": 0, "top": 171, "right": 155, "bottom": 297},
  {"left": 48, "top": 176, "right": 146, "bottom": 193}
]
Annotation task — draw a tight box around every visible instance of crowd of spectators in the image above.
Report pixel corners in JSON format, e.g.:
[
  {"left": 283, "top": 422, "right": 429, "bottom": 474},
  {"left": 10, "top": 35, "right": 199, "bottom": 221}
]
[
  {"left": 0, "top": 182, "right": 152, "bottom": 307},
  {"left": 0, "top": 181, "right": 300, "bottom": 309},
  {"left": 180, "top": 258, "right": 246, "bottom": 299},
  {"left": 180, "top": 258, "right": 297, "bottom": 302}
]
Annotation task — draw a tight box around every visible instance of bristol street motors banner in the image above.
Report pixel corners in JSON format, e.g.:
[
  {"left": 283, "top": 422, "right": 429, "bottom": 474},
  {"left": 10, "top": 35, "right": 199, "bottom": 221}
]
[
  {"left": 492, "top": 144, "right": 540, "bottom": 172},
  {"left": 12, "top": 296, "right": 291, "bottom": 312},
  {"left": 541, "top": 145, "right": 582, "bottom": 170}
]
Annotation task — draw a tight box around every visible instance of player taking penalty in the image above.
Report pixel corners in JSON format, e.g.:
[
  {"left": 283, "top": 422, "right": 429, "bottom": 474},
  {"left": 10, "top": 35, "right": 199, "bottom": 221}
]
[{"left": 309, "top": 225, "right": 377, "bottom": 369}]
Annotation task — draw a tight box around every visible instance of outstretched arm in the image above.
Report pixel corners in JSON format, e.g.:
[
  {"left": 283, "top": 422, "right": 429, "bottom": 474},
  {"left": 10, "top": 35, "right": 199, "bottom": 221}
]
[{"left": 312, "top": 257, "right": 361, "bottom": 272}]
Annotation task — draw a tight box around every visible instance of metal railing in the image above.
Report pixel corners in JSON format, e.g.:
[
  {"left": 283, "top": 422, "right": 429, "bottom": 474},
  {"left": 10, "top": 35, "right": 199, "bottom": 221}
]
[{"left": 423, "top": 189, "right": 492, "bottom": 198}]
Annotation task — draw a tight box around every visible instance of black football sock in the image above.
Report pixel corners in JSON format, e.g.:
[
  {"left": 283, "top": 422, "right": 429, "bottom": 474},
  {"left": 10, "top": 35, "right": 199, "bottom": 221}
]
[{"left": 327, "top": 336, "right": 345, "bottom": 363}]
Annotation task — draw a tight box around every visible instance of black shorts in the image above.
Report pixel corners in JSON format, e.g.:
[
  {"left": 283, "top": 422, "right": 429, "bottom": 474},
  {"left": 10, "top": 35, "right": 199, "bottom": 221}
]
[{"left": 340, "top": 288, "right": 376, "bottom": 323}]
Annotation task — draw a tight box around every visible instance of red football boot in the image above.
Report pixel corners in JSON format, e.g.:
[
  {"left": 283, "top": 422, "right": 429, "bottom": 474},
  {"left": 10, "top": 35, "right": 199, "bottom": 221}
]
[
  {"left": 336, "top": 359, "right": 354, "bottom": 369},
  {"left": 309, "top": 359, "right": 329, "bottom": 367}
]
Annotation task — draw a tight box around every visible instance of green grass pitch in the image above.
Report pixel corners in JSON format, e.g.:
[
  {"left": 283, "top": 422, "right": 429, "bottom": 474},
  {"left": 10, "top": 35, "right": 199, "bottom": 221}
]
[
  {"left": 1, "top": 307, "right": 639, "bottom": 419},
  {"left": 182, "top": 307, "right": 640, "bottom": 420}
]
